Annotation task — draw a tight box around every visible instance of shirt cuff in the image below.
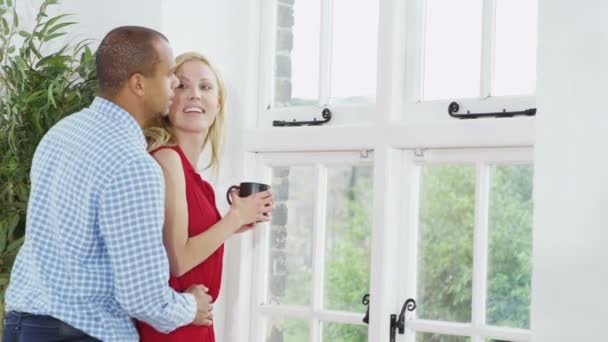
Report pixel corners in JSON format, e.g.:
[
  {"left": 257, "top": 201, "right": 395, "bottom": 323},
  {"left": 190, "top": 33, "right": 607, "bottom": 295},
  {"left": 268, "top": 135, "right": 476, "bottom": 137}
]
[{"left": 181, "top": 292, "right": 198, "bottom": 324}]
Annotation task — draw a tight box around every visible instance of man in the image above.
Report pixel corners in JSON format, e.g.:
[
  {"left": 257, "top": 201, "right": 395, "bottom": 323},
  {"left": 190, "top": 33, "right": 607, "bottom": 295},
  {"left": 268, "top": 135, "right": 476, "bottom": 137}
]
[{"left": 2, "top": 26, "right": 212, "bottom": 341}]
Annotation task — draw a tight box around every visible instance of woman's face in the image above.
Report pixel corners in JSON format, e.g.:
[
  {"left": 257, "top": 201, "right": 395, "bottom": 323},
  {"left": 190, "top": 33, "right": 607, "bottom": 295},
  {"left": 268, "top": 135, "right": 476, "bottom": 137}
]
[{"left": 168, "top": 60, "right": 220, "bottom": 135}]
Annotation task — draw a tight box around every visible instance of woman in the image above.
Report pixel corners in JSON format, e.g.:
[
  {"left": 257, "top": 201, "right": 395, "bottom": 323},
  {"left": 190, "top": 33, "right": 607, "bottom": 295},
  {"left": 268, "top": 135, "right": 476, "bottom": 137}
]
[{"left": 137, "top": 52, "right": 273, "bottom": 341}]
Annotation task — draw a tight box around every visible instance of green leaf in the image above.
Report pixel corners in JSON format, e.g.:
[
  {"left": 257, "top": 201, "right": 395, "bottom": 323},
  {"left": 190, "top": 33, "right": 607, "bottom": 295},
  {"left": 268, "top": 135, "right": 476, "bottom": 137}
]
[
  {"left": 11, "top": 5, "right": 17, "bottom": 27},
  {"left": 42, "top": 31, "right": 66, "bottom": 42},
  {"left": 15, "top": 56, "right": 27, "bottom": 72},
  {"left": 6, "top": 0, "right": 12, "bottom": 7},
  {"left": 6, "top": 236, "right": 24, "bottom": 252},
  {"left": 47, "top": 21, "right": 76, "bottom": 35},
  {"left": 47, "top": 83, "right": 56, "bottom": 108},
  {"left": 0, "top": 226, "right": 6, "bottom": 252},
  {"left": 1, "top": 17, "right": 9, "bottom": 35},
  {"left": 41, "top": 13, "right": 72, "bottom": 32},
  {"left": 17, "top": 30, "right": 31, "bottom": 38},
  {"left": 27, "top": 41, "right": 42, "bottom": 59},
  {"left": 0, "top": 215, "right": 19, "bottom": 252}
]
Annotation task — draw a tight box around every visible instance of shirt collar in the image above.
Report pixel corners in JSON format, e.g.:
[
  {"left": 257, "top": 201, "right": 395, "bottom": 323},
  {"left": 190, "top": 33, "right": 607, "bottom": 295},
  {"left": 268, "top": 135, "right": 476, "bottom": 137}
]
[{"left": 89, "top": 96, "right": 147, "bottom": 149}]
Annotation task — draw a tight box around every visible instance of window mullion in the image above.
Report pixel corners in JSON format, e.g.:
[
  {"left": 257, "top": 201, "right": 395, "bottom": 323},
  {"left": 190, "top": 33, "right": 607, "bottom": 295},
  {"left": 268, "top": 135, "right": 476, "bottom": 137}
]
[
  {"left": 311, "top": 163, "right": 328, "bottom": 342},
  {"left": 471, "top": 162, "right": 490, "bottom": 342},
  {"left": 318, "top": 0, "right": 333, "bottom": 105},
  {"left": 405, "top": 0, "right": 426, "bottom": 104},
  {"left": 250, "top": 160, "right": 273, "bottom": 342},
  {"left": 480, "top": 0, "right": 497, "bottom": 98}
]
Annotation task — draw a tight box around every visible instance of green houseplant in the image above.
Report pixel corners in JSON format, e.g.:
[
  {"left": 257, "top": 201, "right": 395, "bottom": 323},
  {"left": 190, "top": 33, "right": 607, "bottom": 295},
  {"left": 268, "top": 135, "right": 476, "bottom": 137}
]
[{"left": 0, "top": 0, "right": 97, "bottom": 319}]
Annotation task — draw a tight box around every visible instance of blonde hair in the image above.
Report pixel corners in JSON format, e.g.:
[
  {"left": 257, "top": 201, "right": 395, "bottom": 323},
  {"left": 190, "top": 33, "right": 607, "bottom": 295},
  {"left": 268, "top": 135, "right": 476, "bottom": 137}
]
[{"left": 145, "top": 52, "right": 226, "bottom": 171}]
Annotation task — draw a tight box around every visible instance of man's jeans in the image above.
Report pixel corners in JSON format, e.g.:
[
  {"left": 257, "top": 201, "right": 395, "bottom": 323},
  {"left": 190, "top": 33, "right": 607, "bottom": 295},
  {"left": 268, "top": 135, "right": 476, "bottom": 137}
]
[{"left": 2, "top": 311, "right": 99, "bottom": 342}]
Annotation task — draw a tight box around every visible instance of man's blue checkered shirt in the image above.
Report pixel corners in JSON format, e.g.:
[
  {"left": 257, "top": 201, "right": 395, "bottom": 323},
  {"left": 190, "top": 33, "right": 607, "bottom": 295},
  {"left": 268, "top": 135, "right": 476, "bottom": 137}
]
[{"left": 5, "top": 97, "right": 197, "bottom": 341}]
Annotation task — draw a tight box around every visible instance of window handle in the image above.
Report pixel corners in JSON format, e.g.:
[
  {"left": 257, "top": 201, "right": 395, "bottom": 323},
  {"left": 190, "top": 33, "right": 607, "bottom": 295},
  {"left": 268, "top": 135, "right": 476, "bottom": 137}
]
[
  {"left": 390, "top": 298, "right": 417, "bottom": 342},
  {"left": 272, "top": 108, "right": 332, "bottom": 127},
  {"left": 448, "top": 101, "right": 536, "bottom": 119},
  {"left": 362, "top": 293, "right": 370, "bottom": 324}
]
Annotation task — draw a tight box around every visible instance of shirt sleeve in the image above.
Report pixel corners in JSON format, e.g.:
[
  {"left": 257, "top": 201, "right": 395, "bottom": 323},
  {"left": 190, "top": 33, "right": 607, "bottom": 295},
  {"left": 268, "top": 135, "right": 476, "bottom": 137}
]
[{"left": 98, "top": 156, "right": 196, "bottom": 333}]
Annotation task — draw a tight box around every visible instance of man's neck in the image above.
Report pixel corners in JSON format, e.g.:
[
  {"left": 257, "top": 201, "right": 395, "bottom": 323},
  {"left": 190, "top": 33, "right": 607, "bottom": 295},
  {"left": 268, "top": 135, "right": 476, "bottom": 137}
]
[{"left": 100, "top": 92, "right": 146, "bottom": 127}]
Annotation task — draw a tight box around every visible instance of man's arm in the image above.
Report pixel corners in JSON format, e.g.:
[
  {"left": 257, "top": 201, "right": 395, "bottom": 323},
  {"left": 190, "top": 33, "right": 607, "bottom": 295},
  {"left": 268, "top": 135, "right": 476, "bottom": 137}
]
[{"left": 98, "top": 156, "right": 197, "bottom": 332}]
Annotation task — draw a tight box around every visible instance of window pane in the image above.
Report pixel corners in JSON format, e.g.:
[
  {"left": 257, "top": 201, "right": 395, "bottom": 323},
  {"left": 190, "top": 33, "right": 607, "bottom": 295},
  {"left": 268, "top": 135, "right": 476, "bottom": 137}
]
[
  {"left": 330, "top": 0, "right": 378, "bottom": 103},
  {"left": 322, "top": 322, "right": 368, "bottom": 342},
  {"left": 423, "top": 0, "right": 482, "bottom": 101},
  {"left": 267, "top": 166, "right": 315, "bottom": 306},
  {"left": 418, "top": 165, "right": 475, "bottom": 322},
  {"left": 267, "top": 317, "right": 310, "bottom": 342},
  {"left": 275, "top": 0, "right": 320, "bottom": 107},
  {"left": 417, "top": 333, "right": 471, "bottom": 342},
  {"left": 324, "top": 165, "right": 373, "bottom": 311},
  {"left": 492, "top": 0, "right": 538, "bottom": 96},
  {"left": 487, "top": 164, "right": 533, "bottom": 329}
]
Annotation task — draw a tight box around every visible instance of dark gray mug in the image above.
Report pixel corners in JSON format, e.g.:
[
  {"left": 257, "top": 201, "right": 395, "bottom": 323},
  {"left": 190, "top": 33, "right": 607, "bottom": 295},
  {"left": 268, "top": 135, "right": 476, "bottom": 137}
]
[{"left": 226, "top": 182, "right": 271, "bottom": 205}]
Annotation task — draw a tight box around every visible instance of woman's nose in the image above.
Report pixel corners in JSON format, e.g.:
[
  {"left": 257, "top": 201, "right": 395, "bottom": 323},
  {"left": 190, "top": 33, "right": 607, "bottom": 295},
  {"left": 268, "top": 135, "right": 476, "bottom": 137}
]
[{"left": 189, "top": 89, "right": 201, "bottom": 100}]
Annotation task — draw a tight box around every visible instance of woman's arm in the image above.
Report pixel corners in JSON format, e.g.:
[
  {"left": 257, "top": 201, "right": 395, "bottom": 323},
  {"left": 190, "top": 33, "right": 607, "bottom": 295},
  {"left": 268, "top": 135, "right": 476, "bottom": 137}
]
[{"left": 153, "top": 148, "right": 272, "bottom": 277}]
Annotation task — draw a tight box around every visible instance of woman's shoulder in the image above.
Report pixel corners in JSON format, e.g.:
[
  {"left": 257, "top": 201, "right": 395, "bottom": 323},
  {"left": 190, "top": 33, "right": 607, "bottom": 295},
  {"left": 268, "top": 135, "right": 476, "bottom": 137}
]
[
  {"left": 150, "top": 146, "right": 185, "bottom": 172},
  {"left": 149, "top": 144, "right": 179, "bottom": 155}
]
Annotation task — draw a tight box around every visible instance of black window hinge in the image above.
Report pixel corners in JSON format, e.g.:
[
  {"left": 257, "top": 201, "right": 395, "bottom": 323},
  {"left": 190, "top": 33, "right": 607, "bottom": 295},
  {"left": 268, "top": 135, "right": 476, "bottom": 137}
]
[
  {"left": 448, "top": 101, "right": 536, "bottom": 119},
  {"left": 272, "top": 108, "right": 332, "bottom": 127}
]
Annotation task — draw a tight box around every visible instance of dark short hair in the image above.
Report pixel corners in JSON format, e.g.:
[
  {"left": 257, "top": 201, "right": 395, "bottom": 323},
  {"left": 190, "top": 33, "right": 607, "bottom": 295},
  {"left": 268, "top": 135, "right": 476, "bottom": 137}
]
[{"left": 95, "top": 26, "right": 169, "bottom": 95}]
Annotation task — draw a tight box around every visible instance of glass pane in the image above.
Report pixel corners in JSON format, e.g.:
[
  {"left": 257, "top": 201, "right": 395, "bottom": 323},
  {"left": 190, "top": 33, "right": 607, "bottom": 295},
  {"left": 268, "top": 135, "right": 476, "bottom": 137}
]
[
  {"left": 492, "top": 0, "right": 538, "bottom": 96},
  {"left": 330, "top": 0, "right": 378, "bottom": 103},
  {"left": 322, "top": 322, "right": 368, "bottom": 342},
  {"left": 417, "top": 333, "right": 471, "bottom": 342},
  {"left": 267, "top": 166, "right": 315, "bottom": 306},
  {"left": 487, "top": 164, "right": 533, "bottom": 329},
  {"left": 423, "top": 0, "right": 483, "bottom": 101},
  {"left": 267, "top": 317, "right": 310, "bottom": 342},
  {"left": 324, "top": 165, "right": 373, "bottom": 311},
  {"left": 275, "top": 0, "right": 320, "bottom": 107},
  {"left": 418, "top": 164, "right": 475, "bottom": 322}
]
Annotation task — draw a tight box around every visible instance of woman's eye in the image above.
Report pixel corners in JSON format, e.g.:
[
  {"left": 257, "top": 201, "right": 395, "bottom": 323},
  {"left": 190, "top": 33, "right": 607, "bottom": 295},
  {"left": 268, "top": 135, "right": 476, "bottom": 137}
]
[{"left": 177, "top": 84, "right": 187, "bottom": 89}]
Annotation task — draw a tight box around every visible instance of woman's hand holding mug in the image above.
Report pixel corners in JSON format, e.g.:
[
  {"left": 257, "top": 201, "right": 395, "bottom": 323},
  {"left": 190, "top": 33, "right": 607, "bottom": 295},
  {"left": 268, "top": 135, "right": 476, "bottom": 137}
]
[{"left": 226, "top": 182, "right": 273, "bottom": 232}]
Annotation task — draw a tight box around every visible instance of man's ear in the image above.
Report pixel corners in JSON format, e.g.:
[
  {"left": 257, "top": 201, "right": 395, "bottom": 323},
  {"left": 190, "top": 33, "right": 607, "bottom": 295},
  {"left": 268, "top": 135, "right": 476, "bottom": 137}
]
[{"left": 127, "top": 73, "right": 145, "bottom": 96}]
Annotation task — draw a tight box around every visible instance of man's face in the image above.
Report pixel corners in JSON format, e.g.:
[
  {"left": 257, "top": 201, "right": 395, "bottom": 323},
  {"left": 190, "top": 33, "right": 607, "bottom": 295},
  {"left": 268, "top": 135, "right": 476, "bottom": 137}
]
[{"left": 142, "top": 39, "right": 179, "bottom": 122}]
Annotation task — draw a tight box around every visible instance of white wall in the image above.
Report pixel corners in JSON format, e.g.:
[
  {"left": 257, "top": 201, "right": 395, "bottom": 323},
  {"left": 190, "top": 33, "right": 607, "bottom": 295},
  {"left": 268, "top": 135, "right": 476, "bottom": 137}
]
[
  {"left": 533, "top": 0, "right": 608, "bottom": 341},
  {"left": 60, "top": 0, "right": 163, "bottom": 43}
]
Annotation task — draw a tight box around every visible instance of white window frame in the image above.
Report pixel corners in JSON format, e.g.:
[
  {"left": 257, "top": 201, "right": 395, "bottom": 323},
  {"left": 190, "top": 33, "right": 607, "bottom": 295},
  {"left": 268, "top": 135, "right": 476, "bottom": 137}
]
[
  {"left": 399, "top": 147, "right": 533, "bottom": 342},
  {"left": 249, "top": 151, "right": 375, "bottom": 341},
  {"left": 225, "top": 0, "right": 538, "bottom": 341},
  {"left": 257, "top": 0, "right": 377, "bottom": 127},
  {"left": 403, "top": 0, "right": 536, "bottom": 122}
]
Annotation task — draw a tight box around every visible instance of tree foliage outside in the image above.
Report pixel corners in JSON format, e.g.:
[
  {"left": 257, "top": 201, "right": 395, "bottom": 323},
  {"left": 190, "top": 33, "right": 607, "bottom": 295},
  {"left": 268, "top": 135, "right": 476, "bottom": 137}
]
[
  {"left": 417, "top": 163, "right": 533, "bottom": 342},
  {"left": 486, "top": 164, "right": 533, "bottom": 329},
  {"left": 418, "top": 164, "right": 476, "bottom": 324},
  {"left": 418, "top": 333, "right": 471, "bottom": 342},
  {"left": 322, "top": 165, "right": 372, "bottom": 342},
  {"left": 266, "top": 162, "right": 532, "bottom": 342},
  {"left": 0, "top": 0, "right": 97, "bottom": 321}
]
